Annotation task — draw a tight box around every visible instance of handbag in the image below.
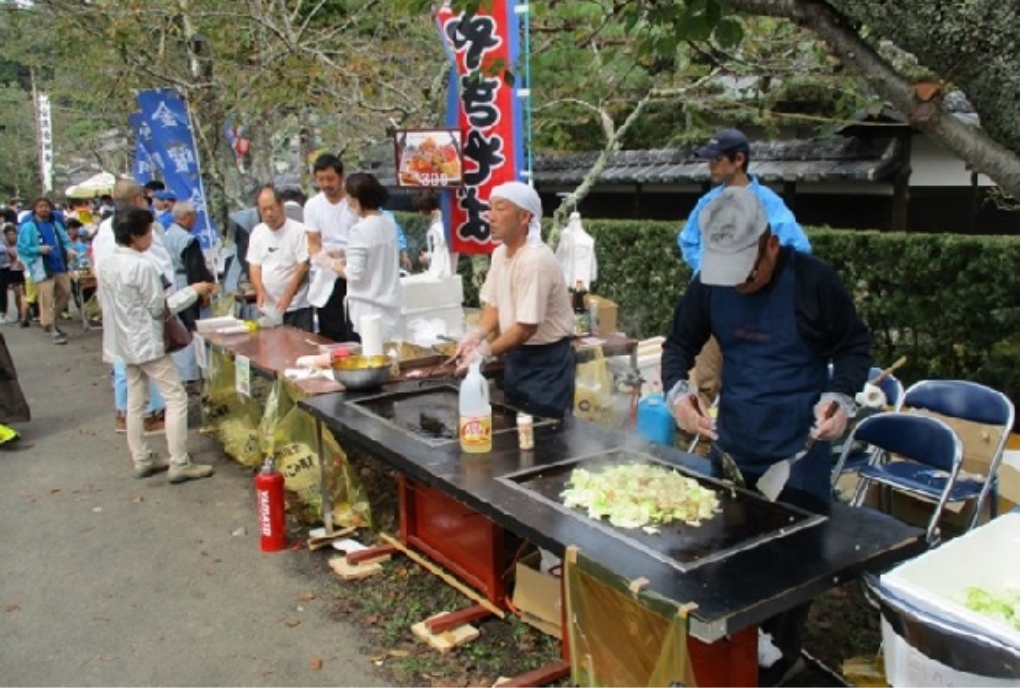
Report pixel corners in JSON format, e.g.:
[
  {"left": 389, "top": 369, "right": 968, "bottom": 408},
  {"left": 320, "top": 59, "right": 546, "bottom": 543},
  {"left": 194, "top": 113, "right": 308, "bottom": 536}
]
[{"left": 163, "top": 306, "right": 193, "bottom": 354}]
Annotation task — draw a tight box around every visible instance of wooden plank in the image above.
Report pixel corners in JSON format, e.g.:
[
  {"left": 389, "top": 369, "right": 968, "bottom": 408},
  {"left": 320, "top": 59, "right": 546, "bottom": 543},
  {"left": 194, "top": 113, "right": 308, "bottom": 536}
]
[
  {"left": 379, "top": 532, "right": 505, "bottom": 619},
  {"left": 411, "top": 613, "right": 480, "bottom": 653},
  {"left": 425, "top": 603, "right": 493, "bottom": 634},
  {"left": 329, "top": 556, "right": 383, "bottom": 581},
  {"left": 347, "top": 544, "right": 398, "bottom": 565},
  {"left": 497, "top": 659, "right": 571, "bottom": 687}
]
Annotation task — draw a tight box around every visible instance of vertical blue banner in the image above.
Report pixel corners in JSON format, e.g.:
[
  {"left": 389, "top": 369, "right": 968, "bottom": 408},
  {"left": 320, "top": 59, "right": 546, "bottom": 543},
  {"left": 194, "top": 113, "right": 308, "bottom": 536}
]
[
  {"left": 136, "top": 88, "right": 217, "bottom": 249},
  {"left": 128, "top": 112, "right": 155, "bottom": 185}
]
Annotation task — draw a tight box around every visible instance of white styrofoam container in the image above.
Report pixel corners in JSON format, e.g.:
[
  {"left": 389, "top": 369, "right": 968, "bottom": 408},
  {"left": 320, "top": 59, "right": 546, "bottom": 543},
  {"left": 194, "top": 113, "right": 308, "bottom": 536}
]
[
  {"left": 399, "top": 275, "right": 464, "bottom": 313},
  {"left": 880, "top": 513, "right": 1020, "bottom": 649},
  {"left": 195, "top": 316, "right": 243, "bottom": 333},
  {"left": 881, "top": 618, "right": 1018, "bottom": 687}
]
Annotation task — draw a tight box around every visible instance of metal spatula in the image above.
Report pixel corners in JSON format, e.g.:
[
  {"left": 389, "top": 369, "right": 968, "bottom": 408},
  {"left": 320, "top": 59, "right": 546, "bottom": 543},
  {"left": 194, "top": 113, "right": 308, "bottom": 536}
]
[
  {"left": 757, "top": 400, "right": 839, "bottom": 502},
  {"left": 690, "top": 396, "right": 745, "bottom": 487}
]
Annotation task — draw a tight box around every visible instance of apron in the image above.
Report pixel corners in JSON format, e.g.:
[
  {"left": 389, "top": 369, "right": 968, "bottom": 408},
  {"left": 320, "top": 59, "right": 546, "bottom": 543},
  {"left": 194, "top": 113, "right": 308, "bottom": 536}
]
[
  {"left": 504, "top": 338, "right": 575, "bottom": 419},
  {"left": 711, "top": 253, "right": 831, "bottom": 501}
]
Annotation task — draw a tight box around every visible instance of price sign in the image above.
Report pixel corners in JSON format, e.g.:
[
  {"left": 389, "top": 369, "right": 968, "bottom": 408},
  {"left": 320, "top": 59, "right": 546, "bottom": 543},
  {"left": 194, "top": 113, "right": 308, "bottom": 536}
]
[
  {"left": 235, "top": 355, "right": 251, "bottom": 397},
  {"left": 393, "top": 128, "right": 463, "bottom": 189}
]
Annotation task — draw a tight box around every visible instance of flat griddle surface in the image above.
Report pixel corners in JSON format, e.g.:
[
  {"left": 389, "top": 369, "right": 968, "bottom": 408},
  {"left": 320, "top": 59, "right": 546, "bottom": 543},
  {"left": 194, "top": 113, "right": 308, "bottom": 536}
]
[{"left": 501, "top": 449, "right": 825, "bottom": 572}]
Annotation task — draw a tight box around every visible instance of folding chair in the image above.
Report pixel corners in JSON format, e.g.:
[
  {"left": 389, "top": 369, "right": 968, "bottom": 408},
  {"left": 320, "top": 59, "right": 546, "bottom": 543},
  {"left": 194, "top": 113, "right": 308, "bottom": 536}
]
[
  {"left": 830, "top": 366, "right": 906, "bottom": 489},
  {"left": 834, "top": 412, "right": 963, "bottom": 544},
  {"left": 896, "top": 380, "right": 1015, "bottom": 530}
]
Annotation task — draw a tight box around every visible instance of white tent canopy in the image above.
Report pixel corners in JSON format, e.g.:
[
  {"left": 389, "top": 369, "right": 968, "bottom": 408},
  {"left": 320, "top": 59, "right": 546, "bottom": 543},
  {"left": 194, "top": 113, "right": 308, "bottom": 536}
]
[{"left": 65, "top": 171, "right": 116, "bottom": 199}]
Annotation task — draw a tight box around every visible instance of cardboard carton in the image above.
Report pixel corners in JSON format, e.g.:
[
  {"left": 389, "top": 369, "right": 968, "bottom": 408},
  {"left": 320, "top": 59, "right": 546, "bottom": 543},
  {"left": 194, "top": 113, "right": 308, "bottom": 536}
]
[
  {"left": 583, "top": 294, "right": 618, "bottom": 335},
  {"left": 512, "top": 553, "right": 562, "bottom": 639}
]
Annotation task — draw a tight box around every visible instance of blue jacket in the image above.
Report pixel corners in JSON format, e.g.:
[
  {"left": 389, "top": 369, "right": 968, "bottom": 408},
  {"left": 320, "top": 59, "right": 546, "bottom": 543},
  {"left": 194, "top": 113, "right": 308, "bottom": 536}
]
[
  {"left": 17, "top": 216, "right": 72, "bottom": 283},
  {"left": 678, "top": 177, "right": 811, "bottom": 272}
]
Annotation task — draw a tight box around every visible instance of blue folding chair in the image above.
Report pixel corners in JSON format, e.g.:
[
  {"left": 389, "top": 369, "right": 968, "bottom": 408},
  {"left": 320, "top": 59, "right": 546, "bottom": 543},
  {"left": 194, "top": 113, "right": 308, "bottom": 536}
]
[
  {"left": 830, "top": 366, "right": 906, "bottom": 487},
  {"left": 897, "top": 380, "right": 1014, "bottom": 530},
  {"left": 834, "top": 412, "right": 963, "bottom": 543}
]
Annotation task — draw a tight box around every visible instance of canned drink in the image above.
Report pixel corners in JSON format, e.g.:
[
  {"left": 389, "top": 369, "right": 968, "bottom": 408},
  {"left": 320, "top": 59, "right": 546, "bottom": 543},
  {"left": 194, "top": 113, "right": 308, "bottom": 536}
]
[{"left": 516, "top": 413, "right": 535, "bottom": 450}]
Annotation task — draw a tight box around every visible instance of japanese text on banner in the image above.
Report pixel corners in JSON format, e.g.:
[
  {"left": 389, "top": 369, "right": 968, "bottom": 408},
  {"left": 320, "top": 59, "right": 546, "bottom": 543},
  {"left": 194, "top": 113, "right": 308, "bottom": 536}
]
[
  {"left": 136, "top": 88, "right": 218, "bottom": 250},
  {"left": 437, "top": 0, "right": 525, "bottom": 255}
]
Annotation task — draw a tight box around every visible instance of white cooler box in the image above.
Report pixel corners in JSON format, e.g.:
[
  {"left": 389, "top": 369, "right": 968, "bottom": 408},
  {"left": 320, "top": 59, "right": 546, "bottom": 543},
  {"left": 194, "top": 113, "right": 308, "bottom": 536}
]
[{"left": 877, "top": 513, "right": 1020, "bottom": 686}]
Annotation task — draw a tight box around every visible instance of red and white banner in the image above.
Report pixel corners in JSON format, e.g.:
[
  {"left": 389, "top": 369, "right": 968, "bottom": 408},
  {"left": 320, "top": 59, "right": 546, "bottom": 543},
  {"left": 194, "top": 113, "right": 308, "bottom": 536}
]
[{"left": 436, "top": 1, "right": 525, "bottom": 254}]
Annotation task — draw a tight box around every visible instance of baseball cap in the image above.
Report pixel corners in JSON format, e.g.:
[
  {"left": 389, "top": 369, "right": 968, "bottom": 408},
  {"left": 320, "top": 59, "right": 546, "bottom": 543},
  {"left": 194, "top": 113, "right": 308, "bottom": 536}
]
[
  {"left": 699, "top": 187, "right": 769, "bottom": 287},
  {"left": 694, "top": 128, "right": 750, "bottom": 159},
  {"left": 154, "top": 190, "right": 177, "bottom": 201}
]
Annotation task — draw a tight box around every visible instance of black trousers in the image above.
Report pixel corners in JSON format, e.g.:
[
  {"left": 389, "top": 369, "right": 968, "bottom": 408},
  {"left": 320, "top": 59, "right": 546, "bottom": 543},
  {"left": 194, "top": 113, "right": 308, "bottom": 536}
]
[
  {"left": 0, "top": 268, "right": 9, "bottom": 315},
  {"left": 317, "top": 277, "right": 357, "bottom": 343},
  {"left": 283, "top": 307, "right": 314, "bottom": 332}
]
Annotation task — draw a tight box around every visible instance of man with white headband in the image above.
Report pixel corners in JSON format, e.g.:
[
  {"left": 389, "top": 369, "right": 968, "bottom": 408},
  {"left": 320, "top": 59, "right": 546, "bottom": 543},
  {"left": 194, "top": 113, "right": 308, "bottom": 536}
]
[{"left": 455, "top": 181, "right": 576, "bottom": 418}]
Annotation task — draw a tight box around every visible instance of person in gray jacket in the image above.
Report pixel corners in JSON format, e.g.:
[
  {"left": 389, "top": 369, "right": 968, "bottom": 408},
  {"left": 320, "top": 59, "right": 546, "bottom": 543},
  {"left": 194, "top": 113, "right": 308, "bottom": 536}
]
[{"left": 98, "top": 206, "right": 217, "bottom": 483}]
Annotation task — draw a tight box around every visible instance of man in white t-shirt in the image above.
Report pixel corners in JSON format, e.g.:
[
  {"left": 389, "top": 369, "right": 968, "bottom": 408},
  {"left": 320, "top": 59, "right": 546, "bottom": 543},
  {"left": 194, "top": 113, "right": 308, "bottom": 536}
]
[
  {"left": 246, "top": 186, "right": 312, "bottom": 331},
  {"left": 455, "top": 182, "right": 576, "bottom": 419},
  {"left": 303, "top": 153, "right": 358, "bottom": 342}
]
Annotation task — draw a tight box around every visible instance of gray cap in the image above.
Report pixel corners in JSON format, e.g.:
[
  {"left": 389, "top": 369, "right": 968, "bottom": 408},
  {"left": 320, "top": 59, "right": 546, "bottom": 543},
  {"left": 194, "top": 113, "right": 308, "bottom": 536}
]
[{"left": 699, "top": 187, "right": 769, "bottom": 286}]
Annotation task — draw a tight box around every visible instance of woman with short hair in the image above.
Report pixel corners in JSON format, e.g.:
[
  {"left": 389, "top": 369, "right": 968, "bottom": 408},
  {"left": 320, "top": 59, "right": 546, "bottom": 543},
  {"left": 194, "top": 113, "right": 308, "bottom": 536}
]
[{"left": 97, "top": 206, "right": 217, "bottom": 482}]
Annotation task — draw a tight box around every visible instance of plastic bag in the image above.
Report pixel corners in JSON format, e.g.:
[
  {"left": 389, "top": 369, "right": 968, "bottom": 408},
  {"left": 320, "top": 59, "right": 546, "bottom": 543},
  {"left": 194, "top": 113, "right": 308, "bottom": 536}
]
[
  {"left": 202, "top": 346, "right": 235, "bottom": 426},
  {"left": 217, "top": 395, "right": 263, "bottom": 466},
  {"left": 259, "top": 377, "right": 303, "bottom": 459},
  {"left": 574, "top": 347, "right": 616, "bottom": 427},
  {"left": 209, "top": 293, "right": 235, "bottom": 318},
  {"left": 272, "top": 404, "right": 372, "bottom": 528}
]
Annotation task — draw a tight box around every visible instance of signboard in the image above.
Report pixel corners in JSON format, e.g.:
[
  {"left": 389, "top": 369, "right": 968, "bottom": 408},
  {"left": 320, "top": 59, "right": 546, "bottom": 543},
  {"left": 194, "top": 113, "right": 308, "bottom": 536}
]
[
  {"left": 393, "top": 129, "right": 463, "bottom": 188},
  {"left": 436, "top": 0, "right": 525, "bottom": 254}
]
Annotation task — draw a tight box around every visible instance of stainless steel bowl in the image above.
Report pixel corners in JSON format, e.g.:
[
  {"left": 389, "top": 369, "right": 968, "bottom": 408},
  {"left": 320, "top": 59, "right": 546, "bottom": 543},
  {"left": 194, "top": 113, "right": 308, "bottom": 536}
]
[{"left": 330, "top": 355, "right": 393, "bottom": 391}]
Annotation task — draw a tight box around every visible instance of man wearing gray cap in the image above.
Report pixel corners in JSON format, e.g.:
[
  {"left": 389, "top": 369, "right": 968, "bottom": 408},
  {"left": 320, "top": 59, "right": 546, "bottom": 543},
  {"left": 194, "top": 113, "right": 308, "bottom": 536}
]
[
  {"left": 662, "top": 186, "right": 870, "bottom": 685},
  {"left": 663, "top": 186, "right": 869, "bottom": 501}
]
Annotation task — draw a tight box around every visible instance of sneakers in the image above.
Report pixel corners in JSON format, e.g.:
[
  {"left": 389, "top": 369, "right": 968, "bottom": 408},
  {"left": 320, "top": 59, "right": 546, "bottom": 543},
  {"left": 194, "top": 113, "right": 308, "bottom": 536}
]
[
  {"left": 144, "top": 410, "right": 166, "bottom": 436},
  {"left": 49, "top": 329, "right": 68, "bottom": 345},
  {"left": 20, "top": 317, "right": 30, "bottom": 328},
  {"left": 168, "top": 458, "right": 214, "bottom": 483},
  {"left": 115, "top": 413, "right": 127, "bottom": 434},
  {"left": 133, "top": 454, "right": 170, "bottom": 479}
]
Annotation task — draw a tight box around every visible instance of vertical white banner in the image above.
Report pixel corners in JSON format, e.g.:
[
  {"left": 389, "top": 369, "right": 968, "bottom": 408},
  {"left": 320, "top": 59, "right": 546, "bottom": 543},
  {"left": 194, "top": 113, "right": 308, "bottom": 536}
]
[{"left": 36, "top": 93, "right": 53, "bottom": 193}]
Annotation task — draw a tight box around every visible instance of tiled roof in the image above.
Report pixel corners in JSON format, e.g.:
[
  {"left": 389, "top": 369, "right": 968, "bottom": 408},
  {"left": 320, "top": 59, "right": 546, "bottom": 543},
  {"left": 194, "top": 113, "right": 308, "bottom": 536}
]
[
  {"left": 365, "top": 135, "right": 903, "bottom": 187},
  {"left": 533, "top": 136, "right": 902, "bottom": 186}
]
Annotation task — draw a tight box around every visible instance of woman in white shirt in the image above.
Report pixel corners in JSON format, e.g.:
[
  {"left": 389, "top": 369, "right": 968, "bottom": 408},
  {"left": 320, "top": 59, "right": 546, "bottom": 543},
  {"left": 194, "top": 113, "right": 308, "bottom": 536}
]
[
  {"left": 319, "top": 173, "right": 401, "bottom": 342},
  {"left": 98, "top": 206, "right": 217, "bottom": 483}
]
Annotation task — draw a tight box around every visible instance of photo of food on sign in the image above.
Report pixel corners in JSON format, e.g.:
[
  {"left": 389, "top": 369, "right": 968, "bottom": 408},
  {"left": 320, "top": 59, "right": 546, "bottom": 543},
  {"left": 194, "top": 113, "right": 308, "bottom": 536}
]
[{"left": 394, "top": 129, "right": 463, "bottom": 188}]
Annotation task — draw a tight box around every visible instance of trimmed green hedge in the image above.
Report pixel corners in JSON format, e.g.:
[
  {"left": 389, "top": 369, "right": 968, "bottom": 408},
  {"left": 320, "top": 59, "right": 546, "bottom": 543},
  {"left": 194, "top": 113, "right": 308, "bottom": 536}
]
[{"left": 395, "top": 212, "right": 1020, "bottom": 405}]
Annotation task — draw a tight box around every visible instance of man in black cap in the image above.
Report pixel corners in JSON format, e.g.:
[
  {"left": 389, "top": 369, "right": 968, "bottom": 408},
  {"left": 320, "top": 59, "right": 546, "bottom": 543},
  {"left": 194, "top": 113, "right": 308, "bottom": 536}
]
[{"left": 677, "top": 128, "right": 812, "bottom": 406}]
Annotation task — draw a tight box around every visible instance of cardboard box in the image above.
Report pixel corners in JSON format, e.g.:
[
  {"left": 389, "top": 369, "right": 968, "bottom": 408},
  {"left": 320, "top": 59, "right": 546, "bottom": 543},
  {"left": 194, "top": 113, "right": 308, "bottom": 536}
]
[
  {"left": 583, "top": 294, "right": 618, "bottom": 335},
  {"left": 512, "top": 554, "right": 562, "bottom": 639}
]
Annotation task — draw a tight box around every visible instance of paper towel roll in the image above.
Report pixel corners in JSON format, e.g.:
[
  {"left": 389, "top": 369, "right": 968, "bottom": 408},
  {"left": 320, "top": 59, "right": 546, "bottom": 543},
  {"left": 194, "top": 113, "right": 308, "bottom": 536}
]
[
  {"left": 360, "top": 314, "right": 383, "bottom": 357},
  {"left": 855, "top": 383, "right": 887, "bottom": 409}
]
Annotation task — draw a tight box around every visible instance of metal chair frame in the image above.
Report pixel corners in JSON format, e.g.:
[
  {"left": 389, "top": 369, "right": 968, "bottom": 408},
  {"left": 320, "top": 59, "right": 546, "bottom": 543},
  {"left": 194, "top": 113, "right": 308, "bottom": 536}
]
[
  {"left": 834, "top": 412, "right": 963, "bottom": 543},
  {"left": 894, "top": 379, "right": 1015, "bottom": 530}
]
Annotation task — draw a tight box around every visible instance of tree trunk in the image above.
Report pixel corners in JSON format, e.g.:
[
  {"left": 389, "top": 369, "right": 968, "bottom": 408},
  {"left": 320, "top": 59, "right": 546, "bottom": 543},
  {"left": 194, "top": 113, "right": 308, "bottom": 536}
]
[{"left": 729, "top": 0, "right": 1020, "bottom": 200}]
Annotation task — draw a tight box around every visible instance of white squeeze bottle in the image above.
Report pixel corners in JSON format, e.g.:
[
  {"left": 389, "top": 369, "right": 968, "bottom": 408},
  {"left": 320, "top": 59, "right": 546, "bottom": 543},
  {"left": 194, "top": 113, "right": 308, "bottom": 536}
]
[{"left": 459, "top": 358, "right": 492, "bottom": 453}]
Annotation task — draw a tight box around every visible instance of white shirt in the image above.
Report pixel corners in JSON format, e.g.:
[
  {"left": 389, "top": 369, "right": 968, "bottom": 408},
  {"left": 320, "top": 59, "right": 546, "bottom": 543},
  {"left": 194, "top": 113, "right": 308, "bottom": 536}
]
[
  {"left": 246, "top": 217, "right": 310, "bottom": 312},
  {"left": 93, "top": 216, "right": 175, "bottom": 290},
  {"left": 303, "top": 192, "right": 358, "bottom": 252},
  {"left": 345, "top": 213, "right": 402, "bottom": 340}
]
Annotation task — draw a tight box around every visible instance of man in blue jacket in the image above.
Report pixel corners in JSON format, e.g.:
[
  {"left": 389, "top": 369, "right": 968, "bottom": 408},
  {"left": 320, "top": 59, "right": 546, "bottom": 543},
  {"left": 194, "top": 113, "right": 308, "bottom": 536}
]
[
  {"left": 677, "top": 129, "right": 812, "bottom": 404},
  {"left": 17, "top": 198, "right": 75, "bottom": 345}
]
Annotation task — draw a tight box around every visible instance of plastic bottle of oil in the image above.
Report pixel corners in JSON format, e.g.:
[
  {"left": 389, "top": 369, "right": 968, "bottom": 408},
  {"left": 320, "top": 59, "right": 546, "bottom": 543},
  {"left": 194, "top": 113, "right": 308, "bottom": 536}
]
[{"left": 459, "top": 358, "right": 492, "bottom": 453}]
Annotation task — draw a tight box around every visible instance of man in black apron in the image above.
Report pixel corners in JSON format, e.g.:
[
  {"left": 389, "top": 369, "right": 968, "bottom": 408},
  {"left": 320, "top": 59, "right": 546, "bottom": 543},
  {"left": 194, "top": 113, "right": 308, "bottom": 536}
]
[
  {"left": 662, "top": 186, "right": 871, "bottom": 685},
  {"left": 455, "top": 182, "right": 575, "bottom": 419}
]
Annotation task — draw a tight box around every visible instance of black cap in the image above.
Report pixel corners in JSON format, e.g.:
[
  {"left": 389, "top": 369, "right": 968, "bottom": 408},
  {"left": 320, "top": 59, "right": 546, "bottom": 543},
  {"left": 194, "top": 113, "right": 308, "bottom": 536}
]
[{"left": 694, "top": 128, "right": 750, "bottom": 159}]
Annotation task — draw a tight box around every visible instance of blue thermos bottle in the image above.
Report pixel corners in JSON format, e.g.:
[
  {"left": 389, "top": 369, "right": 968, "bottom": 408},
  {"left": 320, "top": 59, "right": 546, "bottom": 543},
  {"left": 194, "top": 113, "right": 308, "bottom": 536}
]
[{"left": 636, "top": 388, "right": 676, "bottom": 447}]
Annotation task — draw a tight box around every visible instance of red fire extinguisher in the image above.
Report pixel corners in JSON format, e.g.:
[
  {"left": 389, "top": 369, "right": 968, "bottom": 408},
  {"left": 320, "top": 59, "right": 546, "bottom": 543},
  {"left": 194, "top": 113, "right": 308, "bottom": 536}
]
[{"left": 255, "top": 458, "right": 286, "bottom": 552}]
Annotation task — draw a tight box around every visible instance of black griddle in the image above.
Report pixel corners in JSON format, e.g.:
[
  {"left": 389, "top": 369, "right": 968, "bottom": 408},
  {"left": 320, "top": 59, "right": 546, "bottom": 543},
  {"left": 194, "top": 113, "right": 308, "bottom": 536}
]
[
  {"left": 499, "top": 449, "right": 826, "bottom": 572},
  {"left": 350, "top": 384, "right": 552, "bottom": 446}
]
